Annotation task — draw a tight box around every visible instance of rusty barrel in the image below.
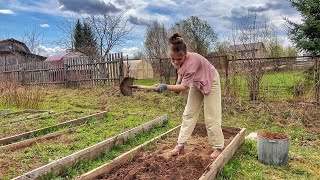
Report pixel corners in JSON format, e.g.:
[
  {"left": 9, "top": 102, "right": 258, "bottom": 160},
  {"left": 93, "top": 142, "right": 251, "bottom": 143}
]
[{"left": 257, "top": 132, "right": 290, "bottom": 166}]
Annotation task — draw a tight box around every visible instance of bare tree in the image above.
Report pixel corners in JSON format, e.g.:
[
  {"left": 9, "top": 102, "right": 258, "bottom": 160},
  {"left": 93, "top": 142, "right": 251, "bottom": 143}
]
[
  {"left": 22, "top": 28, "right": 44, "bottom": 55},
  {"left": 229, "top": 14, "right": 274, "bottom": 100},
  {"left": 0, "top": 28, "right": 11, "bottom": 39},
  {"left": 55, "top": 17, "right": 77, "bottom": 50},
  {"left": 144, "top": 21, "right": 174, "bottom": 83},
  {"left": 84, "top": 10, "right": 133, "bottom": 59},
  {"left": 172, "top": 16, "right": 218, "bottom": 56}
]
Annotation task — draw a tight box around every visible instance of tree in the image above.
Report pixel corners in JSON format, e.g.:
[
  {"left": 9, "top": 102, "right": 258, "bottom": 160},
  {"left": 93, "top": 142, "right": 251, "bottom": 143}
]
[
  {"left": 23, "top": 28, "right": 44, "bottom": 55},
  {"left": 285, "top": 45, "right": 298, "bottom": 57},
  {"left": 229, "top": 14, "right": 274, "bottom": 100},
  {"left": 74, "top": 19, "right": 84, "bottom": 50},
  {"left": 82, "top": 22, "right": 98, "bottom": 56},
  {"left": 172, "top": 16, "right": 218, "bottom": 56},
  {"left": 55, "top": 18, "right": 77, "bottom": 50},
  {"left": 286, "top": 0, "right": 320, "bottom": 103},
  {"left": 84, "top": 10, "right": 133, "bottom": 59},
  {"left": 144, "top": 21, "right": 174, "bottom": 83},
  {"left": 286, "top": 0, "right": 320, "bottom": 56}
]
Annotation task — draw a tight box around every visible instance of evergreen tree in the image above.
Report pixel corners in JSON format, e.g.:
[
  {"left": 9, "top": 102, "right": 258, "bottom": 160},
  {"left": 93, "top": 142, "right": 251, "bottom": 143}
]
[
  {"left": 83, "top": 22, "right": 98, "bottom": 56},
  {"left": 74, "top": 19, "right": 84, "bottom": 50},
  {"left": 286, "top": 0, "right": 320, "bottom": 55}
]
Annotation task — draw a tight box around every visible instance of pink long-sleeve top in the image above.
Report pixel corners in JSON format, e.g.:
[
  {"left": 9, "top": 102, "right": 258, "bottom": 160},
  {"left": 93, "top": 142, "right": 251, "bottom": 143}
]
[{"left": 177, "top": 52, "right": 216, "bottom": 95}]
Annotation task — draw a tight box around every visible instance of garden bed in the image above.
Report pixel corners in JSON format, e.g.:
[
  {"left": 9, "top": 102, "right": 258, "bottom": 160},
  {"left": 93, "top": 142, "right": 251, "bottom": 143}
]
[
  {"left": 0, "top": 114, "right": 166, "bottom": 179},
  {"left": 0, "top": 109, "right": 49, "bottom": 122},
  {"left": 0, "top": 111, "right": 105, "bottom": 146},
  {"left": 79, "top": 123, "right": 245, "bottom": 180},
  {"left": 0, "top": 110, "right": 86, "bottom": 138}
]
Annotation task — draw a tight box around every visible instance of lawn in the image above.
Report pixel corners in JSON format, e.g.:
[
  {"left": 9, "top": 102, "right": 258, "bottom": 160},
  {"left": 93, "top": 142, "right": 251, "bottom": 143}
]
[{"left": 0, "top": 75, "right": 319, "bottom": 179}]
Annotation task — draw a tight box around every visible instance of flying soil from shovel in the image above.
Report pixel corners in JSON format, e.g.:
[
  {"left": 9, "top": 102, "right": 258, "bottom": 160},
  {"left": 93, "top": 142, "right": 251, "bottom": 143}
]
[{"left": 120, "top": 77, "right": 157, "bottom": 96}]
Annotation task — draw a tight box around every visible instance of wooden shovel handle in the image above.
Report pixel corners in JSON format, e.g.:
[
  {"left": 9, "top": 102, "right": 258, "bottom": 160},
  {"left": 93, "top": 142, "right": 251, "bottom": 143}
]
[{"left": 130, "top": 85, "right": 156, "bottom": 90}]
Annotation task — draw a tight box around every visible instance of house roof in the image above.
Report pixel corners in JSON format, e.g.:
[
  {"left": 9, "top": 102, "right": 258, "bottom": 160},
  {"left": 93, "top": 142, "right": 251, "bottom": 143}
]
[
  {"left": 229, "top": 42, "right": 265, "bottom": 52},
  {"left": 0, "top": 38, "right": 31, "bottom": 53},
  {"left": 45, "top": 51, "right": 87, "bottom": 62}
]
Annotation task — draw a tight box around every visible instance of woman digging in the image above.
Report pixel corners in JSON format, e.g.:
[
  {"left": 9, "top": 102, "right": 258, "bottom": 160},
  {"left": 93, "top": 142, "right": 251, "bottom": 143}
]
[{"left": 155, "top": 33, "right": 224, "bottom": 159}]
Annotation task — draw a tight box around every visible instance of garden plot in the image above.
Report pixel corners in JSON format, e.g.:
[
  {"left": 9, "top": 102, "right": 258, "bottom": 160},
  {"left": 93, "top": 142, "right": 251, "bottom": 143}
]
[
  {"left": 80, "top": 123, "right": 245, "bottom": 180},
  {"left": 0, "top": 113, "right": 164, "bottom": 179},
  {"left": 0, "top": 109, "right": 50, "bottom": 123},
  {"left": 0, "top": 111, "right": 87, "bottom": 139}
]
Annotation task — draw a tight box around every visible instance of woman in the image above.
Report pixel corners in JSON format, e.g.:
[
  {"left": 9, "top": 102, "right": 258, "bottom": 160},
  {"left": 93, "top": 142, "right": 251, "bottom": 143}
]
[{"left": 155, "top": 33, "right": 224, "bottom": 159}]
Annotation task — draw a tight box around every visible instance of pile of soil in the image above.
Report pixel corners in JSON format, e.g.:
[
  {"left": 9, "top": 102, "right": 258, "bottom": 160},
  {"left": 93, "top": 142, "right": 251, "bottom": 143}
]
[{"left": 99, "top": 124, "right": 240, "bottom": 180}]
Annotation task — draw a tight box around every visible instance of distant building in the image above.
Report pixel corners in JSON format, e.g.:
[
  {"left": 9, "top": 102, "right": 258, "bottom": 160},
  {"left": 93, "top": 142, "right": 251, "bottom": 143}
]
[
  {"left": 123, "top": 59, "right": 154, "bottom": 79},
  {"left": 229, "top": 42, "right": 267, "bottom": 59},
  {"left": 44, "top": 50, "right": 87, "bottom": 67},
  {"left": 0, "top": 38, "right": 46, "bottom": 66}
]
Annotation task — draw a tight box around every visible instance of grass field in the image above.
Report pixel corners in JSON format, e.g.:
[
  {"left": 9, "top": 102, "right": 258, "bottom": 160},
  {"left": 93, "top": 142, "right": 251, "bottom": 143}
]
[{"left": 0, "top": 72, "right": 319, "bottom": 179}]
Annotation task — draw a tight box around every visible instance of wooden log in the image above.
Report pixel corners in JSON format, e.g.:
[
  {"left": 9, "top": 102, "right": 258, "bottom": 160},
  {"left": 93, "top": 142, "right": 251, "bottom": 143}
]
[
  {"left": 199, "top": 128, "right": 246, "bottom": 180},
  {"left": 12, "top": 114, "right": 168, "bottom": 180},
  {"left": 0, "top": 111, "right": 107, "bottom": 146},
  {"left": 0, "top": 109, "right": 11, "bottom": 115}
]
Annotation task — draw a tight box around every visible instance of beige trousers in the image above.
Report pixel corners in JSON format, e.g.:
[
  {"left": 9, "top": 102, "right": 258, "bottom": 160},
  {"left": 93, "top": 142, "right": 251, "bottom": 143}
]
[{"left": 178, "top": 69, "right": 224, "bottom": 149}]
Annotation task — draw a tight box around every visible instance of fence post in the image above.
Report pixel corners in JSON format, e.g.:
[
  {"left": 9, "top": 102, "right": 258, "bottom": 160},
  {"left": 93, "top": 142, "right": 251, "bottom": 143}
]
[
  {"left": 119, "top": 52, "right": 124, "bottom": 83},
  {"left": 63, "top": 64, "right": 69, "bottom": 87},
  {"left": 21, "top": 67, "right": 25, "bottom": 85},
  {"left": 224, "top": 56, "right": 230, "bottom": 97}
]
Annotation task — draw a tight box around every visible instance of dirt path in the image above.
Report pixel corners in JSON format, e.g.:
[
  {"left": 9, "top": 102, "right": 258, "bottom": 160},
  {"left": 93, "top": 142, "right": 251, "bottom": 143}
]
[{"left": 99, "top": 124, "right": 240, "bottom": 180}]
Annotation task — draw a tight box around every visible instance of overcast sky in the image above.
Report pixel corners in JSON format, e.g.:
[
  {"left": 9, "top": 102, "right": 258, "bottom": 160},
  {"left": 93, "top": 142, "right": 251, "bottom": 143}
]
[{"left": 0, "top": 0, "right": 302, "bottom": 57}]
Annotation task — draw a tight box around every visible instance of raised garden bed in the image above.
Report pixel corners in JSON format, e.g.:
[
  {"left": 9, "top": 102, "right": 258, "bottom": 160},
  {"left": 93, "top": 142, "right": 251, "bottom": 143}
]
[
  {"left": 0, "top": 109, "right": 50, "bottom": 122},
  {"left": 0, "top": 114, "right": 167, "bottom": 179},
  {"left": 0, "top": 111, "right": 105, "bottom": 146},
  {"left": 0, "top": 110, "right": 86, "bottom": 138},
  {"left": 12, "top": 115, "right": 168, "bottom": 180},
  {"left": 79, "top": 123, "right": 245, "bottom": 180}
]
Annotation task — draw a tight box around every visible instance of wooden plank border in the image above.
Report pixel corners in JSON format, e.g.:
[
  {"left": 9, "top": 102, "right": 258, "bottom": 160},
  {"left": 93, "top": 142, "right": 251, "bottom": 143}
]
[
  {"left": 13, "top": 114, "right": 168, "bottom": 180},
  {"left": 199, "top": 128, "right": 246, "bottom": 180},
  {"left": 0, "top": 111, "right": 107, "bottom": 146},
  {"left": 78, "top": 124, "right": 245, "bottom": 180}
]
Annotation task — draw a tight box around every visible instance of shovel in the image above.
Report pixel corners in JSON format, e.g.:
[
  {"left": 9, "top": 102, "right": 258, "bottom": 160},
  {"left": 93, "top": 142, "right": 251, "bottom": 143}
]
[{"left": 120, "top": 77, "right": 157, "bottom": 96}]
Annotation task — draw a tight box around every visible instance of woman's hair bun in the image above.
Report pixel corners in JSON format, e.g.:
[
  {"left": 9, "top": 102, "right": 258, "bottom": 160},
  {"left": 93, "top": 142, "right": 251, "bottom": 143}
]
[{"left": 169, "top": 33, "right": 184, "bottom": 45}]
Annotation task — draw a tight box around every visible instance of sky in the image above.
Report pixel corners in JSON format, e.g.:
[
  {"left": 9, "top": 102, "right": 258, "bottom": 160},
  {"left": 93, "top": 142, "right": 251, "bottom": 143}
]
[{"left": 0, "top": 0, "right": 302, "bottom": 57}]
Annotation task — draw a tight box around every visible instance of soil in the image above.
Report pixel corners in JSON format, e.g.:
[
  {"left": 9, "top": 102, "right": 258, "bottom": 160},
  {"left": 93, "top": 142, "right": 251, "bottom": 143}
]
[
  {"left": 98, "top": 124, "right": 241, "bottom": 180},
  {"left": 258, "top": 132, "right": 290, "bottom": 140}
]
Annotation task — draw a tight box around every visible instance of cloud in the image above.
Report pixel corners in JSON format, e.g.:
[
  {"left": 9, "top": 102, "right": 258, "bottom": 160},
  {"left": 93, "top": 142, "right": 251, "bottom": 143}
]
[
  {"left": 0, "top": 9, "right": 14, "bottom": 14},
  {"left": 58, "top": 0, "right": 120, "bottom": 14},
  {"left": 128, "top": 16, "right": 152, "bottom": 26},
  {"left": 40, "top": 24, "right": 50, "bottom": 28},
  {"left": 36, "top": 45, "right": 65, "bottom": 57},
  {"left": 121, "top": 47, "right": 141, "bottom": 58}
]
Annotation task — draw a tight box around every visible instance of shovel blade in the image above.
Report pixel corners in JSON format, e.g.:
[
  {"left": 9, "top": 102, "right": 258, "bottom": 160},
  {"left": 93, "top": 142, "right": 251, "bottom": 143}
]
[{"left": 120, "top": 77, "right": 134, "bottom": 96}]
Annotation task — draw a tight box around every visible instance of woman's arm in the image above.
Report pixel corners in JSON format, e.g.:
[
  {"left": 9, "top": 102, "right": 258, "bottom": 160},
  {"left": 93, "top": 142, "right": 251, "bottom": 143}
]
[{"left": 167, "top": 84, "right": 188, "bottom": 92}]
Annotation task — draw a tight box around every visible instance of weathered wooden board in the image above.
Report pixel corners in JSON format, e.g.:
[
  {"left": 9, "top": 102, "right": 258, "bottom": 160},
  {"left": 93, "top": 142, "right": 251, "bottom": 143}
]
[
  {"left": 0, "top": 111, "right": 107, "bottom": 146},
  {"left": 12, "top": 114, "right": 168, "bottom": 180}
]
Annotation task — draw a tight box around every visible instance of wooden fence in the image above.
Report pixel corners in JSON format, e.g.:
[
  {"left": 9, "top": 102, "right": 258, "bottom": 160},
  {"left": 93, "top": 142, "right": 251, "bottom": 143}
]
[{"left": 0, "top": 53, "right": 124, "bottom": 86}]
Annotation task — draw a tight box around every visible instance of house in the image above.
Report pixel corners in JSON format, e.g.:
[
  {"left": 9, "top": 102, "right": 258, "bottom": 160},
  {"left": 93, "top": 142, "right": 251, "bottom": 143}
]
[
  {"left": 0, "top": 38, "right": 46, "bottom": 66},
  {"left": 229, "top": 42, "right": 267, "bottom": 59},
  {"left": 44, "top": 50, "right": 88, "bottom": 67},
  {"left": 123, "top": 59, "right": 154, "bottom": 79}
]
